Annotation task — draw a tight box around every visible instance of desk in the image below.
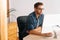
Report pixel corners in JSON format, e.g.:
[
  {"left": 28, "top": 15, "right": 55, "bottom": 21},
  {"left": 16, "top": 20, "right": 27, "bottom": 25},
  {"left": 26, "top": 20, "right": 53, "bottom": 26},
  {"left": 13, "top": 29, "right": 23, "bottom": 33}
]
[{"left": 24, "top": 31, "right": 60, "bottom": 40}]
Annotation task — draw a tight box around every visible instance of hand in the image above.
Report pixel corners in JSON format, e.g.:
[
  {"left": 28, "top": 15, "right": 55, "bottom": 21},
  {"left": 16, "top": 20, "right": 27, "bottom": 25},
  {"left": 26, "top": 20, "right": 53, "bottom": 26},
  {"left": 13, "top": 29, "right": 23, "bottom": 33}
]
[{"left": 42, "top": 33, "right": 52, "bottom": 37}]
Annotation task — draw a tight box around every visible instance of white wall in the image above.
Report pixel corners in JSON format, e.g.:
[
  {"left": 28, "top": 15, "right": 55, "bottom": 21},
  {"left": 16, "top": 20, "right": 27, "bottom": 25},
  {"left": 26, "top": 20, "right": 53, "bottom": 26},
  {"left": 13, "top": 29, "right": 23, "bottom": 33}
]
[
  {"left": 9, "top": 0, "right": 60, "bottom": 22},
  {"left": 43, "top": 0, "right": 60, "bottom": 14},
  {"left": 9, "top": 0, "right": 43, "bottom": 22}
]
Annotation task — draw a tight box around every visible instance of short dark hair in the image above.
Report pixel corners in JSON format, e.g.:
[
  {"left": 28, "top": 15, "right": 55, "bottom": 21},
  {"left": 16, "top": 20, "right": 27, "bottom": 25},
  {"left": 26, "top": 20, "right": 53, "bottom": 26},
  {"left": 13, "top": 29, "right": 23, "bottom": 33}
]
[{"left": 34, "top": 2, "right": 43, "bottom": 8}]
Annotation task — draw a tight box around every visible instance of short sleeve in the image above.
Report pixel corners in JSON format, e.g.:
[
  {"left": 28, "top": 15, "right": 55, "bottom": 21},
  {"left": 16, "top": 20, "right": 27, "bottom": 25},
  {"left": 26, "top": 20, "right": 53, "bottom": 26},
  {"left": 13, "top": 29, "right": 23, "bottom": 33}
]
[{"left": 26, "top": 16, "right": 35, "bottom": 31}]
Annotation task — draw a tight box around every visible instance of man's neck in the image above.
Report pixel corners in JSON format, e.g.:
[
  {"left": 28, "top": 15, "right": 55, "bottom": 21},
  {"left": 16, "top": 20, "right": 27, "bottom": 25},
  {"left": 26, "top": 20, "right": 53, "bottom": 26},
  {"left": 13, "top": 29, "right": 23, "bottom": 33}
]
[{"left": 35, "top": 12, "right": 40, "bottom": 19}]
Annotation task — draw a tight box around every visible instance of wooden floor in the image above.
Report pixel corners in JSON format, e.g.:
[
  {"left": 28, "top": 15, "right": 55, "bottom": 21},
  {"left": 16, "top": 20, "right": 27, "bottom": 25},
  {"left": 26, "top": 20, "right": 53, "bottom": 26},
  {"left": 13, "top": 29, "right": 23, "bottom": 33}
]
[{"left": 8, "top": 22, "right": 18, "bottom": 40}]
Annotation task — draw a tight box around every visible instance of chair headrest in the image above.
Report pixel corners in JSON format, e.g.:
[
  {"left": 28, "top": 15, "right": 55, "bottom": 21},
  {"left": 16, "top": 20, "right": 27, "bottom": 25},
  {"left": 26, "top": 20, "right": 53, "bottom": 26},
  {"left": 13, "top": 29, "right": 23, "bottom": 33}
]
[{"left": 17, "top": 16, "right": 28, "bottom": 23}]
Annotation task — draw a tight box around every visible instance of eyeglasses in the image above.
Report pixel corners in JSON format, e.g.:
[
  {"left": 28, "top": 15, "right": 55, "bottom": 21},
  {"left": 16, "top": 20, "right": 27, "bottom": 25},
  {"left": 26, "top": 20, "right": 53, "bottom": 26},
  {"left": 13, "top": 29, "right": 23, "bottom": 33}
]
[{"left": 37, "top": 8, "right": 44, "bottom": 10}]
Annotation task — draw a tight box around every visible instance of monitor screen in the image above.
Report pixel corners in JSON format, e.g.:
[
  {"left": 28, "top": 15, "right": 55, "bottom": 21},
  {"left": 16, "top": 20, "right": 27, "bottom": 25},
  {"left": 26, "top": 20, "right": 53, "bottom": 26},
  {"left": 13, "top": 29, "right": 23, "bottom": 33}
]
[{"left": 42, "top": 14, "right": 60, "bottom": 33}]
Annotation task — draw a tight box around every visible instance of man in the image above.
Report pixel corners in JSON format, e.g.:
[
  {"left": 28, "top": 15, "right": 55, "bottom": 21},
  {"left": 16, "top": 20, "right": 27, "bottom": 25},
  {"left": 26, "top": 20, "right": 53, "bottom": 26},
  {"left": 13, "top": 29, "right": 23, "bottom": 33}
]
[{"left": 26, "top": 2, "right": 52, "bottom": 37}]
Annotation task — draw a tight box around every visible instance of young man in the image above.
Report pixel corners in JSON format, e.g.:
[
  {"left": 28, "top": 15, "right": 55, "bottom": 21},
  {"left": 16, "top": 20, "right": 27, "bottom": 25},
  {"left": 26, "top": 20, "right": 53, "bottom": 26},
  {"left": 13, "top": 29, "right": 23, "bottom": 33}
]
[{"left": 26, "top": 2, "right": 52, "bottom": 37}]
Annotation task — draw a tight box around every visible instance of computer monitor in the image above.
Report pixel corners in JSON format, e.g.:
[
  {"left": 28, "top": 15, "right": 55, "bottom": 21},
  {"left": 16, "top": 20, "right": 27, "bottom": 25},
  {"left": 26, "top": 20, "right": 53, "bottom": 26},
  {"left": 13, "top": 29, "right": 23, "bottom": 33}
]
[{"left": 42, "top": 14, "right": 60, "bottom": 33}]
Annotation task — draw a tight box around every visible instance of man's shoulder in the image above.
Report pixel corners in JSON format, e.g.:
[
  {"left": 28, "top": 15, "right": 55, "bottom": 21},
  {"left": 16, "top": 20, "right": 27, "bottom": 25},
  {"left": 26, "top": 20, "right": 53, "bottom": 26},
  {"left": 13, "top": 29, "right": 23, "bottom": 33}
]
[
  {"left": 41, "top": 13, "right": 44, "bottom": 16},
  {"left": 28, "top": 12, "right": 35, "bottom": 17}
]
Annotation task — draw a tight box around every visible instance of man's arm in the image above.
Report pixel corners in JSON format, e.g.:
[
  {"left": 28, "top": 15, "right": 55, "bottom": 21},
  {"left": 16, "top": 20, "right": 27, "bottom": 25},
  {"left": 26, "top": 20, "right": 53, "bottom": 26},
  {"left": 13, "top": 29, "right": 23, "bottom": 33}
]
[
  {"left": 28, "top": 27, "right": 42, "bottom": 36},
  {"left": 28, "top": 27, "right": 52, "bottom": 37}
]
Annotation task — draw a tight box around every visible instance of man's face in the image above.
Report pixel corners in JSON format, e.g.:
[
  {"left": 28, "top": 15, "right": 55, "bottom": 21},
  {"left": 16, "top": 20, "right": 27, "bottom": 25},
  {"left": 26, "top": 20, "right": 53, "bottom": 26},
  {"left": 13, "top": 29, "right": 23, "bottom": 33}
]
[{"left": 34, "top": 5, "right": 44, "bottom": 15}]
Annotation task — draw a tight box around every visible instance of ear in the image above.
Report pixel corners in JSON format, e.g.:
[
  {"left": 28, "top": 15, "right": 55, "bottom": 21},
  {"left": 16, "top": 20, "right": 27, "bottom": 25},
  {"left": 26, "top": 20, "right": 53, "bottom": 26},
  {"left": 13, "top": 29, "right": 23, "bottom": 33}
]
[{"left": 34, "top": 8, "right": 37, "bottom": 11}]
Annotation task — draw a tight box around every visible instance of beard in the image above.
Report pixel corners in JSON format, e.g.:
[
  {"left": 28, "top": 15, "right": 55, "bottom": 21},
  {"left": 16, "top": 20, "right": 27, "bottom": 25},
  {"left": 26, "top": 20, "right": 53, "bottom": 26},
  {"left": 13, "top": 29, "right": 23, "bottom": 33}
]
[{"left": 37, "top": 12, "right": 42, "bottom": 15}]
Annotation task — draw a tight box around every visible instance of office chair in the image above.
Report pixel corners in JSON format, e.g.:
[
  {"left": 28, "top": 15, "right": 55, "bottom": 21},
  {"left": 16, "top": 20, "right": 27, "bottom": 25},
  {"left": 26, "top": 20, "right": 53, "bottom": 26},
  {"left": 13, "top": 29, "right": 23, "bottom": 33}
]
[{"left": 17, "top": 16, "right": 29, "bottom": 40}]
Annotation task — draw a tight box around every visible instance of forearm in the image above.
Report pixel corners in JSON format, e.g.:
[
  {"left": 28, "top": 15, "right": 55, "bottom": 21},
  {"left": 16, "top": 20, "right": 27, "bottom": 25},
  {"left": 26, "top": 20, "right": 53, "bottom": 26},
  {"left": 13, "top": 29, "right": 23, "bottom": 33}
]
[
  {"left": 35, "top": 27, "right": 42, "bottom": 32},
  {"left": 28, "top": 27, "right": 52, "bottom": 37},
  {"left": 27, "top": 27, "right": 52, "bottom": 37},
  {"left": 28, "top": 29, "right": 43, "bottom": 36},
  {"left": 28, "top": 29, "right": 52, "bottom": 37},
  {"left": 28, "top": 27, "right": 42, "bottom": 36}
]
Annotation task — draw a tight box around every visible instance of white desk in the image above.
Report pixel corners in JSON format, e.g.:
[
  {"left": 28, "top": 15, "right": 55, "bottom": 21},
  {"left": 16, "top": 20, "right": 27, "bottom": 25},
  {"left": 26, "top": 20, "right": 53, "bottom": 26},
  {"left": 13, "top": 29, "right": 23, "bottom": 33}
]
[{"left": 24, "top": 31, "right": 60, "bottom": 40}]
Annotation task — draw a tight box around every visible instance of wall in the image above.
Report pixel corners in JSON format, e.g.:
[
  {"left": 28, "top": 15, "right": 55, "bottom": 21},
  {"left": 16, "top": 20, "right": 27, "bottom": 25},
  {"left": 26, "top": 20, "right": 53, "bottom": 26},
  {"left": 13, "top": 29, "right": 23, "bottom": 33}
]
[
  {"left": 43, "top": 0, "right": 60, "bottom": 14},
  {"left": 9, "top": 0, "right": 43, "bottom": 22},
  {"left": 9, "top": 0, "right": 60, "bottom": 22}
]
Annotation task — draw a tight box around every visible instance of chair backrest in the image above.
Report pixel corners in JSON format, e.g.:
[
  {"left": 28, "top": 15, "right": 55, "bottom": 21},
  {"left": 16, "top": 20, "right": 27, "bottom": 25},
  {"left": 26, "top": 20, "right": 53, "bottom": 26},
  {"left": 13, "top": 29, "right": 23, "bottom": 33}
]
[{"left": 17, "top": 16, "right": 28, "bottom": 33}]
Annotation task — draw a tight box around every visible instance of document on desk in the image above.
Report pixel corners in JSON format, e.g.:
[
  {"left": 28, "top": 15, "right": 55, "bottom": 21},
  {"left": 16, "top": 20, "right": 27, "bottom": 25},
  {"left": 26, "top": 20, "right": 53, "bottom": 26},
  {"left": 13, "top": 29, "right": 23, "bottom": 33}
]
[{"left": 42, "top": 14, "right": 60, "bottom": 33}]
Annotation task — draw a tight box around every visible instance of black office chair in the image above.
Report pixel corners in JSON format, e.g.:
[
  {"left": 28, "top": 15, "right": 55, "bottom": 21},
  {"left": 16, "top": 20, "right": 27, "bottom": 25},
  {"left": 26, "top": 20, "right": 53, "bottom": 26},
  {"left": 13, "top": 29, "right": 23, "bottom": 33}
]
[{"left": 17, "top": 16, "right": 29, "bottom": 40}]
